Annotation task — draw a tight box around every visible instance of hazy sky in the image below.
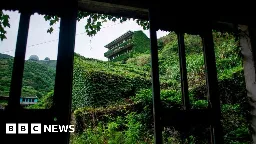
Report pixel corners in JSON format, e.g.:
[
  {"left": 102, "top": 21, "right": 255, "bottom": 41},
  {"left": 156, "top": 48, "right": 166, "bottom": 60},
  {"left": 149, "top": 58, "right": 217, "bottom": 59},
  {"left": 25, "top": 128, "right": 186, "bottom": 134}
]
[{"left": 0, "top": 11, "right": 169, "bottom": 61}]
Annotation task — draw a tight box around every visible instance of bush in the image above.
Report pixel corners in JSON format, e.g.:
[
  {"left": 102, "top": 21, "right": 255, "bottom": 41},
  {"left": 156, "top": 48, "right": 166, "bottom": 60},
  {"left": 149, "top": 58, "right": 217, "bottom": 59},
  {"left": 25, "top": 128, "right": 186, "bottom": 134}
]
[
  {"left": 44, "top": 57, "right": 50, "bottom": 61},
  {"left": 72, "top": 112, "right": 150, "bottom": 144},
  {"left": 0, "top": 58, "right": 55, "bottom": 98},
  {"left": 27, "top": 90, "right": 54, "bottom": 109},
  {"left": 29, "top": 55, "right": 39, "bottom": 61},
  {"left": 72, "top": 54, "right": 151, "bottom": 109},
  {"left": 74, "top": 103, "right": 143, "bottom": 133},
  {"left": 126, "top": 54, "right": 150, "bottom": 67}
]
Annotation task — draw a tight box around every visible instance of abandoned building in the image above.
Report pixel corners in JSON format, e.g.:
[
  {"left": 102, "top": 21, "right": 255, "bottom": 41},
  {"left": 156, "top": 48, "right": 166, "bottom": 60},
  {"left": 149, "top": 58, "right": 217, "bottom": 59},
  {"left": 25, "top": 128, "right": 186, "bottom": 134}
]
[
  {"left": 104, "top": 30, "right": 149, "bottom": 60},
  {"left": 0, "top": 96, "right": 38, "bottom": 108},
  {"left": 19, "top": 96, "right": 38, "bottom": 105},
  {"left": 1, "top": 1, "right": 256, "bottom": 144}
]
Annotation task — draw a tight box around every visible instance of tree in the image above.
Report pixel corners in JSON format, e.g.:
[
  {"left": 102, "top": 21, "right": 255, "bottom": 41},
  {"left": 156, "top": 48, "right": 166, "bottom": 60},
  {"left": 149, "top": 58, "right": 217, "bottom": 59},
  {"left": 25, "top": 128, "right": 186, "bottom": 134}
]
[
  {"left": 44, "top": 57, "right": 50, "bottom": 61},
  {"left": 0, "top": 10, "right": 149, "bottom": 41},
  {"left": 0, "top": 11, "right": 10, "bottom": 40},
  {"left": 29, "top": 55, "right": 39, "bottom": 61}
]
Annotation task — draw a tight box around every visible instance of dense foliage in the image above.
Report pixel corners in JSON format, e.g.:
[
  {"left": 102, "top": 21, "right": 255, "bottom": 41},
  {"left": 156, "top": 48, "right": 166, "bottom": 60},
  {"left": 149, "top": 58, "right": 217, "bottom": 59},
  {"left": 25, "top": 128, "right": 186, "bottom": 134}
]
[
  {"left": 0, "top": 11, "right": 10, "bottom": 40},
  {"left": 29, "top": 55, "right": 40, "bottom": 61},
  {"left": 44, "top": 12, "right": 149, "bottom": 37},
  {"left": 0, "top": 30, "right": 250, "bottom": 143},
  {"left": 28, "top": 90, "right": 54, "bottom": 109},
  {"left": 109, "top": 30, "right": 151, "bottom": 62},
  {"left": 72, "top": 54, "right": 151, "bottom": 110},
  {"left": 37, "top": 60, "right": 57, "bottom": 70},
  {"left": 0, "top": 53, "right": 12, "bottom": 59},
  {"left": 0, "top": 10, "right": 149, "bottom": 41},
  {"left": 0, "top": 56, "right": 55, "bottom": 98},
  {"left": 71, "top": 32, "right": 250, "bottom": 143}
]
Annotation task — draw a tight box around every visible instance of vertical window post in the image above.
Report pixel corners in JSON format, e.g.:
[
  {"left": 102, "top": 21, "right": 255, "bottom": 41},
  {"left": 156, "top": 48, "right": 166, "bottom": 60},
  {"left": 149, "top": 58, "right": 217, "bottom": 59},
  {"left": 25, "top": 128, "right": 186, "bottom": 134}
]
[
  {"left": 177, "top": 32, "right": 190, "bottom": 110},
  {"left": 177, "top": 32, "right": 190, "bottom": 143},
  {"left": 201, "top": 28, "right": 223, "bottom": 144},
  {"left": 8, "top": 11, "right": 31, "bottom": 110},
  {"left": 149, "top": 7, "right": 163, "bottom": 144},
  {"left": 52, "top": 2, "right": 77, "bottom": 143}
]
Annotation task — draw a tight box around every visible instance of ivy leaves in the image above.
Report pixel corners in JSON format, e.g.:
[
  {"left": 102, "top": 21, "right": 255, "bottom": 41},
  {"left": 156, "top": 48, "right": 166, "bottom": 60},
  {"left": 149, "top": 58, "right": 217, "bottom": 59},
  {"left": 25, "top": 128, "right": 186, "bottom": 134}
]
[
  {"left": 0, "top": 11, "right": 10, "bottom": 41},
  {"left": 44, "top": 15, "right": 59, "bottom": 34},
  {"left": 43, "top": 11, "right": 149, "bottom": 36},
  {"left": 0, "top": 10, "right": 149, "bottom": 40},
  {"left": 136, "top": 19, "right": 149, "bottom": 30}
]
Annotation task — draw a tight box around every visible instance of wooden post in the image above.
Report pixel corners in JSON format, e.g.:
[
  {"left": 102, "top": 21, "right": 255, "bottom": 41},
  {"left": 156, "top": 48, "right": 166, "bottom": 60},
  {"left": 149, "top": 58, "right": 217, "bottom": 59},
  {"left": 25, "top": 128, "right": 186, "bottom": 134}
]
[
  {"left": 201, "top": 28, "right": 223, "bottom": 144},
  {"left": 52, "top": 4, "right": 77, "bottom": 143},
  {"left": 177, "top": 32, "right": 190, "bottom": 110},
  {"left": 149, "top": 7, "right": 163, "bottom": 144},
  {"left": 177, "top": 32, "right": 190, "bottom": 143},
  {"left": 8, "top": 11, "right": 31, "bottom": 110}
]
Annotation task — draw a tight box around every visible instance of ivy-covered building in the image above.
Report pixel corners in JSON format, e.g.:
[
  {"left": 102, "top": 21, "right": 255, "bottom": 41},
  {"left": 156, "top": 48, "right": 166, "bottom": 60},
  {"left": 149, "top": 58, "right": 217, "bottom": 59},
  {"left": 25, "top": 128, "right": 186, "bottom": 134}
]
[{"left": 104, "top": 30, "right": 150, "bottom": 61}]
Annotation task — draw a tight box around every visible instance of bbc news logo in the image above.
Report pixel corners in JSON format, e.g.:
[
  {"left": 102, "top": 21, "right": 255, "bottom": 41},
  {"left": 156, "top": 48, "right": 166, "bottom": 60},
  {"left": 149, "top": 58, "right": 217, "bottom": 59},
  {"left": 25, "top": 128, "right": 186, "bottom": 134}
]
[{"left": 6, "top": 123, "right": 75, "bottom": 134}]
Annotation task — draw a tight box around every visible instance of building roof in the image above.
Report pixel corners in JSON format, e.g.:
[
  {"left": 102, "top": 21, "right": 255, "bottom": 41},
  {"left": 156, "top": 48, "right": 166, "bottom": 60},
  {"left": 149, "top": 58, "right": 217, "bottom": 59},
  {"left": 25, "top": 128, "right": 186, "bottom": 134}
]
[
  {"left": 105, "top": 31, "right": 134, "bottom": 49},
  {"left": 21, "top": 96, "right": 38, "bottom": 98},
  {"left": 0, "top": 95, "right": 38, "bottom": 98}
]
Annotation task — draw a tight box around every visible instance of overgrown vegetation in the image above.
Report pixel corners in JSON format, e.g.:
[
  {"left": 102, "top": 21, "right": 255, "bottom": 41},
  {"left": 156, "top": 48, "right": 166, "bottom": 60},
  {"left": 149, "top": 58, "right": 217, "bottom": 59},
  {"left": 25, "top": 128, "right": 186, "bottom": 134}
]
[
  {"left": 0, "top": 31, "right": 250, "bottom": 143},
  {"left": 108, "top": 30, "right": 151, "bottom": 62},
  {"left": 72, "top": 54, "right": 151, "bottom": 109},
  {"left": 70, "top": 32, "right": 250, "bottom": 143},
  {"left": 0, "top": 55, "right": 55, "bottom": 98},
  {"left": 0, "top": 10, "right": 149, "bottom": 40}
]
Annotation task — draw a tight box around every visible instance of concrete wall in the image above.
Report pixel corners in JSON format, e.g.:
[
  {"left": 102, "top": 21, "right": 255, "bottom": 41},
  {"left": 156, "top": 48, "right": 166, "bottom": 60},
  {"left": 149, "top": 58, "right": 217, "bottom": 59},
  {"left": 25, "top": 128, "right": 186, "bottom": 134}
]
[{"left": 239, "top": 25, "right": 256, "bottom": 143}]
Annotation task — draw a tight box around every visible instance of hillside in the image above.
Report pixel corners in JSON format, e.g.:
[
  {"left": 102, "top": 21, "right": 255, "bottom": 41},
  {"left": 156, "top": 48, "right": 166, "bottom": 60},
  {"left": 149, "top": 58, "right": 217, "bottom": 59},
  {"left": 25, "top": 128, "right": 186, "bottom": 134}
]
[
  {"left": 32, "top": 32, "right": 249, "bottom": 143},
  {"left": 37, "top": 60, "right": 57, "bottom": 70},
  {"left": 0, "top": 31, "right": 250, "bottom": 143},
  {"left": 71, "top": 32, "right": 249, "bottom": 144},
  {"left": 0, "top": 53, "right": 12, "bottom": 59},
  {"left": 0, "top": 55, "right": 55, "bottom": 98}
]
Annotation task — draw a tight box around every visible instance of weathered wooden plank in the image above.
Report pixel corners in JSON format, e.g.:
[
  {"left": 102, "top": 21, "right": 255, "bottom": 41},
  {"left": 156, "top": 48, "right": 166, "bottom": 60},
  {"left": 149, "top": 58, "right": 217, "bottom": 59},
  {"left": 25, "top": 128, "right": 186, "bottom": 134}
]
[
  {"left": 149, "top": 7, "right": 163, "bottom": 144},
  {"left": 8, "top": 12, "right": 31, "bottom": 110},
  {"left": 201, "top": 28, "right": 223, "bottom": 144},
  {"left": 161, "top": 109, "right": 210, "bottom": 127},
  {"left": 177, "top": 32, "right": 190, "bottom": 110},
  {"left": 52, "top": 2, "right": 77, "bottom": 143}
]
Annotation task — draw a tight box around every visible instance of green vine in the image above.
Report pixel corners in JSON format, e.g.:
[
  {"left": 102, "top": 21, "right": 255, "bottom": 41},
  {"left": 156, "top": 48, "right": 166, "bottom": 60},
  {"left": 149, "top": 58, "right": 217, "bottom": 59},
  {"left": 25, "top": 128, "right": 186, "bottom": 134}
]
[
  {"left": 0, "top": 11, "right": 10, "bottom": 40},
  {"left": 110, "top": 30, "right": 150, "bottom": 62},
  {"left": 0, "top": 10, "right": 149, "bottom": 40},
  {"left": 104, "top": 39, "right": 133, "bottom": 58}
]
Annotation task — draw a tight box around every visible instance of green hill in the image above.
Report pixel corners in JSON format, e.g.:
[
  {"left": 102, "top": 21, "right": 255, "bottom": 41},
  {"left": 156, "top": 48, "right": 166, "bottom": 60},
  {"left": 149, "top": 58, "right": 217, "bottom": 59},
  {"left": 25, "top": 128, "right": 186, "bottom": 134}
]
[
  {"left": 0, "top": 56, "right": 55, "bottom": 98},
  {"left": 71, "top": 54, "right": 151, "bottom": 109},
  {"left": 37, "top": 60, "right": 57, "bottom": 70},
  {"left": 0, "top": 53, "right": 12, "bottom": 59},
  {"left": 71, "top": 32, "right": 249, "bottom": 144},
  {"left": 0, "top": 31, "right": 250, "bottom": 143}
]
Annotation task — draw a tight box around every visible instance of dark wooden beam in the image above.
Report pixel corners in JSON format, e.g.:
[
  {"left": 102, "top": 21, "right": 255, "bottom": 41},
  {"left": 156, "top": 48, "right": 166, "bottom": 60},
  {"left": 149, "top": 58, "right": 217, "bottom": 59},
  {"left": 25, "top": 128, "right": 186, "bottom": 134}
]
[
  {"left": 201, "top": 28, "right": 223, "bottom": 144},
  {"left": 52, "top": 1, "right": 77, "bottom": 143},
  {"left": 177, "top": 32, "right": 190, "bottom": 110},
  {"left": 1, "top": 0, "right": 246, "bottom": 34},
  {"left": 161, "top": 109, "right": 210, "bottom": 127},
  {"left": 149, "top": 7, "right": 163, "bottom": 144},
  {"left": 177, "top": 32, "right": 191, "bottom": 143},
  {"left": 8, "top": 12, "right": 31, "bottom": 110}
]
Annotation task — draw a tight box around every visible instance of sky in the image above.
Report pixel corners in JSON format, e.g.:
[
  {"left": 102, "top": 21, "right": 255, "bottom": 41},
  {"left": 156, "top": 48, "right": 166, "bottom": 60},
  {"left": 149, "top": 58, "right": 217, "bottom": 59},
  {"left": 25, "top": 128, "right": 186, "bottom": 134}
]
[{"left": 0, "top": 11, "right": 169, "bottom": 61}]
